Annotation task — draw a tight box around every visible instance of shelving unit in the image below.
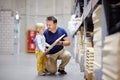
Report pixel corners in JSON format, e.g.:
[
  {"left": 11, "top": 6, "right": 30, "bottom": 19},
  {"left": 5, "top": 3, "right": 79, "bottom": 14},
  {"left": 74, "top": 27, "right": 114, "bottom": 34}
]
[
  {"left": 102, "top": 1, "right": 120, "bottom": 80},
  {"left": 70, "top": 0, "right": 120, "bottom": 80}
]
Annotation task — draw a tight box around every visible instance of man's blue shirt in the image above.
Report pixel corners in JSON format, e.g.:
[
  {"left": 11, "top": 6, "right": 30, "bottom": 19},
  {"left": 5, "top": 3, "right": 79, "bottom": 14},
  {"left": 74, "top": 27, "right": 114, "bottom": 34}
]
[{"left": 44, "top": 27, "right": 67, "bottom": 54}]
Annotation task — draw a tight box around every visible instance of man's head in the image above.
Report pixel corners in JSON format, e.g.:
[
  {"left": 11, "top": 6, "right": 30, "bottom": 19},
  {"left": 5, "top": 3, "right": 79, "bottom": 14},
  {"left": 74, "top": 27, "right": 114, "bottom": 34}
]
[{"left": 46, "top": 16, "right": 57, "bottom": 32}]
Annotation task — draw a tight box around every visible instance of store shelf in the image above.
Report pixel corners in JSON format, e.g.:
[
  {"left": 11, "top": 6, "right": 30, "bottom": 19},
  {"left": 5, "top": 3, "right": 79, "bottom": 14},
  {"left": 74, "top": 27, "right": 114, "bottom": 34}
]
[
  {"left": 71, "top": 0, "right": 120, "bottom": 80},
  {"left": 73, "top": 0, "right": 99, "bottom": 35}
]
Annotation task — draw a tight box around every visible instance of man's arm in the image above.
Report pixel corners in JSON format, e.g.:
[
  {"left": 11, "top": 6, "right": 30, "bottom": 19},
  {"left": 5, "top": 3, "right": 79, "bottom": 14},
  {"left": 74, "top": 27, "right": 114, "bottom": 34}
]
[
  {"left": 56, "top": 37, "right": 70, "bottom": 46},
  {"left": 45, "top": 34, "right": 65, "bottom": 52},
  {"left": 62, "top": 37, "right": 70, "bottom": 46}
]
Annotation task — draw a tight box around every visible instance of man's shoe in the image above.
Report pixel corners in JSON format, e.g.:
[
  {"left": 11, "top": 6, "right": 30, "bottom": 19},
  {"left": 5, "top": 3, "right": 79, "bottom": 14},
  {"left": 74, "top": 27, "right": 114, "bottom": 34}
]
[
  {"left": 58, "top": 69, "right": 67, "bottom": 74},
  {"left": 45, "top": 69, "right": 48, "bottom": 73}
]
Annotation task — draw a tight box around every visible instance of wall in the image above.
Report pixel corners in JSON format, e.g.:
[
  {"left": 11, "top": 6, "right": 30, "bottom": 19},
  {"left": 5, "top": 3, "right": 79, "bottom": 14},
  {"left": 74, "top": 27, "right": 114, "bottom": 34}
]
[{"left": 0, "top": 0, "right": 73, "bottom": 54}]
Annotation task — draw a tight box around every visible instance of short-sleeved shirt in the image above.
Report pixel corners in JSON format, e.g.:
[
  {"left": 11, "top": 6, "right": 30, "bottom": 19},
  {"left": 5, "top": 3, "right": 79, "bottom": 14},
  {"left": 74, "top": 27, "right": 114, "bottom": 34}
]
[{"left": 44, "top": 27, "right": 68, "bottom": 54}]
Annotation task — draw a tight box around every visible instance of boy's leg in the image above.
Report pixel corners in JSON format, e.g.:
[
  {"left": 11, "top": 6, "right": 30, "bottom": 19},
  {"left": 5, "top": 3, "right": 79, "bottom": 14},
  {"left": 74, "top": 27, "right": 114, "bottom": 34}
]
[
  {"left": 42, "top": 55, "right": 47, "bottom": 72},
  {"left": 36, "top": 51, "right": 41, "bottom": 72},
  {"left": 36, "top": 51, "right": 47, "bottom": 76},
  {"left": 36, "top": 51, "right": 44, "bottom": 72}
]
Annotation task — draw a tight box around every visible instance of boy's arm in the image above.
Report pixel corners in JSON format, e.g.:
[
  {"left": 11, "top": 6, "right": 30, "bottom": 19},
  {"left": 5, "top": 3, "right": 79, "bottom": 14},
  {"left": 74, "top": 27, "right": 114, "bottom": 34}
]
[
  {"left": 45, "top": 43, "right": 50, "bottom": 47},
  {"left": 37, "top": 36, "right": 45, "bottom": 53}
]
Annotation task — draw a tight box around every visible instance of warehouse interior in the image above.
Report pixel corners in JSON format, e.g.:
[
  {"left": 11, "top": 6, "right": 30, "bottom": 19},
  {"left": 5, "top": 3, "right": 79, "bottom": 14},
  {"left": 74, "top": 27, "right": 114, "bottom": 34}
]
[
  {"left": 0, "top": 0, "right": 73, "bottom": 54},
  {"left": 0, "top": 0, "right": 120, "bottom": 80}
]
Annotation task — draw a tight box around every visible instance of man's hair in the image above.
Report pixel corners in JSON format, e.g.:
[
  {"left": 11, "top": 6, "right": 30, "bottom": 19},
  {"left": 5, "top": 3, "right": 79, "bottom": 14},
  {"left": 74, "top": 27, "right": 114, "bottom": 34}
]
[{"left": 46, "top": 16, "right": 57, "bottom": 24}]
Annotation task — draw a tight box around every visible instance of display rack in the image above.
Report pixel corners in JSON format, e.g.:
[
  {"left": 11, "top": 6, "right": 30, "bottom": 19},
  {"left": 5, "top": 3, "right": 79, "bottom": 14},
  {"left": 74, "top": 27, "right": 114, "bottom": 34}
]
[{"left": 71, "top": 0, "right": 120, "bottom": 80}]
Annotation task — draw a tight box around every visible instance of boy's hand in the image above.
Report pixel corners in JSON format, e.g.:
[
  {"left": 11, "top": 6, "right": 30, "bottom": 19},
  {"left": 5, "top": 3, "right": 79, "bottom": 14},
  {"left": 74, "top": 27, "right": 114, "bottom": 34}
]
[
  {"left": 43, "top": 51, "right": 47, "bottom": 55},
  {"left": 39, "top": 51, "right": 47, "bottom": 58}
]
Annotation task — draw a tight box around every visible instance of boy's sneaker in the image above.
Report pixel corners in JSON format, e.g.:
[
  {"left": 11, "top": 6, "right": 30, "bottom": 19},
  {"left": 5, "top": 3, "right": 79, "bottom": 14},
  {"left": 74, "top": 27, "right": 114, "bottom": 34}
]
[
  {"left": 58, "top": 69, "right": 67, "bottom": 74},
  {"left": 38, "top": 72, "right": 46, "bottom": 76}
]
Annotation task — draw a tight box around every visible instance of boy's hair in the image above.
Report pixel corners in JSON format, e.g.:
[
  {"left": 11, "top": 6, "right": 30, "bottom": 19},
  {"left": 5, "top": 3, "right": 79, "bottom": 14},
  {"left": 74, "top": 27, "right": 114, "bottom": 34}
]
[
  {"left": 35, "top": 23, "right": 45, "bottom": 32},
  {"left": 46, "top": 16, "right": 57, "bottom": 24}
]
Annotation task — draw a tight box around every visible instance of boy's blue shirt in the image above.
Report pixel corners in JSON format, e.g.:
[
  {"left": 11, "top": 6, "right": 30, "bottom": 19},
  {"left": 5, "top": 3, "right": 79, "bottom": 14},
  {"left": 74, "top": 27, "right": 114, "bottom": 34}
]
[{"left": 34, "top": 33, "right": 46, "bottom": 52}]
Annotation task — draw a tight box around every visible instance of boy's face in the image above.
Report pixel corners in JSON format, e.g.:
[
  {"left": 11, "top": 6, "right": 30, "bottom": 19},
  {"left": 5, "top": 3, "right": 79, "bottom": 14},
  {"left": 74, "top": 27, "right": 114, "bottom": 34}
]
[{"left": 39, "top": 28, "right": 44, "bottom": 35}]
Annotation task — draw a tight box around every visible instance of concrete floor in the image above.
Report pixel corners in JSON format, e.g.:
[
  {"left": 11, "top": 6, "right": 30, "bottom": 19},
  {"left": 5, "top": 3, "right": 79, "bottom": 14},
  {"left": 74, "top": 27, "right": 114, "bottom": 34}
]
[{"left": 0, "top": 53, "right": 84, "bottom": 80}]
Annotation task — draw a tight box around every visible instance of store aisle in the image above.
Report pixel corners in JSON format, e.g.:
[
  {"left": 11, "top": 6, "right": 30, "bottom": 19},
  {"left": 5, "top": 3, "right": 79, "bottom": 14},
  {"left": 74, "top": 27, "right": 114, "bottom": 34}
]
[{"left": 0, "top": 53, "right": 84, "bottom": 80}]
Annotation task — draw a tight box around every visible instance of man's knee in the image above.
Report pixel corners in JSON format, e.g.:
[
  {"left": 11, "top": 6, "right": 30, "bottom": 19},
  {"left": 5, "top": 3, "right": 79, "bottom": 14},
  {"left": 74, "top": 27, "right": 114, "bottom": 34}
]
[
  {"left": 46, "top": 55, "right": 57, "bottom": 73},
  {"left": 47, "top": 60, "right": 57, "bottom": 74},
  {"left": 47, "top": 68, "right": 57, "bottom": 74},
  {"left": 64, "top": 50, "right": 71, "bottom": 59}
]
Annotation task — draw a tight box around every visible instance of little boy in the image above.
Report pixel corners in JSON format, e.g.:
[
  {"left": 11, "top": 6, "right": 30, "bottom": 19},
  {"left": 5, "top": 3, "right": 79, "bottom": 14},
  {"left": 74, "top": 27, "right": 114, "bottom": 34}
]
[{"left": 34, "top": 23, "right": 49, "bottom": 76}]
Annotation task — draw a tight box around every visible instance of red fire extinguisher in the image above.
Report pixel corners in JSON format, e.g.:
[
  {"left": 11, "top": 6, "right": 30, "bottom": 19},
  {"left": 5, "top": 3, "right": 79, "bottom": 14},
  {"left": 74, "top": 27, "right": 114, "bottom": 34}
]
[{"left": 27, "top": 30, "right": 36, "bottom": 53}]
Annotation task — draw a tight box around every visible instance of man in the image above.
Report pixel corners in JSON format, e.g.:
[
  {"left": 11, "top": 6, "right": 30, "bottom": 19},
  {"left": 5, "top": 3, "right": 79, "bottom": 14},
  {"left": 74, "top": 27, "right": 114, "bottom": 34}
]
[{"left": 44, "top": 16, "right": 71, "bottom": 74}]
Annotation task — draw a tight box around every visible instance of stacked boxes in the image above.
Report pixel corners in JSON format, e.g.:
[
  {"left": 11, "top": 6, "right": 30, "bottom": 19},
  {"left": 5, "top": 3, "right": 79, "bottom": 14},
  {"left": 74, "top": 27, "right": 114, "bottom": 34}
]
[
  {"left": 93, "top": 5, "right": 102, "bottom": 65},
  {"left": 85, "top": 47, "right": 94, "bottom": 80},
  {"left": 0, "top": 10, "right": 14, "bottom": 54},
  {"left": 74, "top": 31, "right": 83, "bottom": 63},
  {"left": 92, "top": 5, "right": 102, "bottom": 80}
]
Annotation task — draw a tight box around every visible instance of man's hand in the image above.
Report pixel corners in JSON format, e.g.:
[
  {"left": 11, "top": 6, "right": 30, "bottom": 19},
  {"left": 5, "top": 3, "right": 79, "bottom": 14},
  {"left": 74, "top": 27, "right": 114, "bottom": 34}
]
[{"left": 56, "top": 41, "right": 63, "bottom": 46}]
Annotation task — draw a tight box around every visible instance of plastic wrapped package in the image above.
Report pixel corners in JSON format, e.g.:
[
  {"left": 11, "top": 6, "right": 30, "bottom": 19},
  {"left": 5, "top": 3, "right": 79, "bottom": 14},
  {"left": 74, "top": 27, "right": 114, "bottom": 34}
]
[
  {"left": 92, "top": 5, "right": 102, "bottom": 67},
  {"left": 84, "top": 47, "right": 94, "bottom": 80},
  {"left": 74, "top": 31, "right": 83, "bottom": 63},
  {"left": 102, "top": 32, "right": 120, "bottom": 80},
  {"left": 92, "top": 5, "right": 102, "bottom": 80}
]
